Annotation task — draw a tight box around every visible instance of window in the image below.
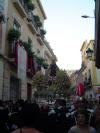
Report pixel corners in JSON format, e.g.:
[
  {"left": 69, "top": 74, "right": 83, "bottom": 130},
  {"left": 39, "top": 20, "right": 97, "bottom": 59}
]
[
  {"left": 28, "top": 37, "right": 32, "bottom": 45},
  {"left": 28, "top": 37, "right": 33, "bottom": 51},
  {"left": 10, "top": 19, "right": 21, "bottom": 54},
  {"left": 37, "top": 49, "right": 40, "bottom": 57},
  {"left": 13, "top": 19, "right": 21, "bottom": 31},
  {"left": 10, "top": 77, "right": 20, "bottom": 101}
]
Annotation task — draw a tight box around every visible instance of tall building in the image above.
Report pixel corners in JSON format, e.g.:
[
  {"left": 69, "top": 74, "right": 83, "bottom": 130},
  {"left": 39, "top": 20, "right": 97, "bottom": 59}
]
[
  {"left": 0, "top": 0, "right": 56, "bottom": 101},
  {"left": 80, "top": 40, "right": 100, "bottom": 100}
]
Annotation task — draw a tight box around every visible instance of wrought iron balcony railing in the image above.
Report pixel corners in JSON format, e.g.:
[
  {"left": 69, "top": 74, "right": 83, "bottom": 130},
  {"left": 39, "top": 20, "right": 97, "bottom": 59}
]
[
  {"left": 13, "top": 0, "right": 27, "bottom": 18},
  {"left": 13, "top": 0, "right": 45, "bottom": 42}
]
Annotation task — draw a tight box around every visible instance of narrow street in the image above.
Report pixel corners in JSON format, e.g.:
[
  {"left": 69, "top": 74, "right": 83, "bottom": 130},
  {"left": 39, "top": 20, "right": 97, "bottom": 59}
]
[{"left": 0, "top": 0, "right": 100, "bottom": 133}]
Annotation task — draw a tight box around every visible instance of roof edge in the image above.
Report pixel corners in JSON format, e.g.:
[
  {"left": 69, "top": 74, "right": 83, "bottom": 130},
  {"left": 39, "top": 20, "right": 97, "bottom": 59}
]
[{"left": 37, "top": 0, "right": 47, "bottom": 20}]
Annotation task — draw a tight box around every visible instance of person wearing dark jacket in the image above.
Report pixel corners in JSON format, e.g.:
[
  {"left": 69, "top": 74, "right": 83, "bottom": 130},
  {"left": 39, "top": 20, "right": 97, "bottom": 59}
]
[{"left": 11, "top": 103, "right": 42, "bottom": 133}]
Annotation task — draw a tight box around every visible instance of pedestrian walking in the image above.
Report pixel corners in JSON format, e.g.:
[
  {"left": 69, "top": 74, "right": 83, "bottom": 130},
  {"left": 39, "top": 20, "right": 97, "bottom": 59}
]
[
  {"left": 94, "top": 107, "right": 100, "bottom": 133},
  {"left": 68, "top": 109, "right": 96, "bottom": 133},
  {"left": 11, "top": 103, "right": 42, "bottom": 133}
]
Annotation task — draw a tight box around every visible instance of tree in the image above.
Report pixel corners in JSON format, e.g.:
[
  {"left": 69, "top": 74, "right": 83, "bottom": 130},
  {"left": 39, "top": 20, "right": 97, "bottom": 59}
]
[
  {"left": 55, "top": 70, "right": 71, "bottom": 96},
  {"left": 46, "top": 84, "right": 57, "bottom": 95},
  {"left": 32, "top": 71, "right": 47, "bottom": 92}
]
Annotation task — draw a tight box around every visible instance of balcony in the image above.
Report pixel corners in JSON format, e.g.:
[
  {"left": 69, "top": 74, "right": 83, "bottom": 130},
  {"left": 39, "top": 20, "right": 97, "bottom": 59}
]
[
  {"left": 84, "top": 76, "right": 92, "bottom": 90},
  {"left": 8, "top": 57, "right": 15, "bottom": 63},
  {"left": 12, "top": 0, "right": 44, "bottom": 36},
  {"left": 26, "top": 55, "right": 35, "bottom": 78},
  {"left": 37, "top": 30, "right": 45, "bottom": 46},
  {"left": 27, "top": 12, "right": 37, "bottom": 35},
  {"left": 37, "top": 34, "right": 44, "bottom": 46},
  {"left": 8, "top": 41, "right": 17, "bottom": 65},
  {"left": 12, "top": 0, "right": 27, "bottom": 18}
]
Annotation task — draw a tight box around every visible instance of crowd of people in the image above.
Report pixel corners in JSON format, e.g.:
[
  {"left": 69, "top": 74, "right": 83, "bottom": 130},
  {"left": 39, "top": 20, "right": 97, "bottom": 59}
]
[{"left": 0, "top": 98, "right": 100, "bottom": 133}]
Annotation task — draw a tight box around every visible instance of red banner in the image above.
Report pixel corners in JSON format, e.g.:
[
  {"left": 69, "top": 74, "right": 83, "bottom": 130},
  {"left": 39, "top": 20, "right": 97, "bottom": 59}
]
[{"left": 76, "top": 82, "right": 84, "bottom": 96}]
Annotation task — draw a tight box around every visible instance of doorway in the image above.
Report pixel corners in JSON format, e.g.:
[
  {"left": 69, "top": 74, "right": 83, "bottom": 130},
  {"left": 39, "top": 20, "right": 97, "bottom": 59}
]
[
  {"left": 27, "top": 83, "right": 32, "bottom": 101},
  {"left": 10, "top": 76, "right": 20, "bottom": 101}
]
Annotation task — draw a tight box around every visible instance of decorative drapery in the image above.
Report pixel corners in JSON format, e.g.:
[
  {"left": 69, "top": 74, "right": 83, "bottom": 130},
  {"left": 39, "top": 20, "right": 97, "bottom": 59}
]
[
  {"left": 76, "top": 82, "right": 84, "bottom": 96},
  {"left": 18, "top": 45, "right": 27, "bottom": 80},
  {"left": 15, "top": 42, "right": 18, "bottom": 65},
  {"left": 26, "top": 55, "right": 36, "bottom": 76},
  {"left": 14, "top": 42, "right": 43, "bottom": 78},
  {"left": 33, "top": 58, "right": 38, "bottom": 72},
  {"left": 26, "top": 53, "right": 28, "bottom": 72},
  {"left": 30, "top": 57, "right": 35, "bottom": 76}
]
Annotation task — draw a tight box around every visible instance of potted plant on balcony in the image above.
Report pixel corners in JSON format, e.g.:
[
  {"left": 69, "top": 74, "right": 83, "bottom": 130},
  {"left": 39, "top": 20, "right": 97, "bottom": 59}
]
[
  {"left": 8, "top": 29, "right": 21, "bottom": 58},
  {"left": 23, "top": 41, "right": 32, "bottom": 51},
  {"left": 36, "top": 56, "right": 44, "bottom": 66},
  {"left": 40, "top": 29, "right": 46, "bottom": 35},
  {"left": 37, "top": 21, "right": 42, "bottom": 27},
  {"left": 8, "top": 28, "right": 21, "bottom": 42},
  {"left": 33, "top": 15, "right": 40, "bottom": 22},
  {"left": 28, "top": 49, "right": 35, "bottom": 58},
  {"left": 24, "top": 0, "right": 29, "bottom": 3},
  {"left": 27, "top": 1, "right": 35, "bottom": 11},
  {"left": 42, "top": 62, "right": 49, "bottom": 69},
  {"left": 34, "top": 15, "right": 42, "bottom": 27},
  {"left": 23, "top": 41, "right": 35, "bottom": 57}
]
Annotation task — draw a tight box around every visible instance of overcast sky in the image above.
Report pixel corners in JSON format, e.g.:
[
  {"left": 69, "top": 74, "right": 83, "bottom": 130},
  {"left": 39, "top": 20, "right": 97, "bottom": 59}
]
[{"left": 40, "top": 0, "right": 95, "bottom": 70}]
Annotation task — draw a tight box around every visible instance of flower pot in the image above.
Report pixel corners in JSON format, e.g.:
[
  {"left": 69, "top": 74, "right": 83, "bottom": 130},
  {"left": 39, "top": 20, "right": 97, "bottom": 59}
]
[{"left": 8, "top": 28, "right": 21, "bottom": 42}]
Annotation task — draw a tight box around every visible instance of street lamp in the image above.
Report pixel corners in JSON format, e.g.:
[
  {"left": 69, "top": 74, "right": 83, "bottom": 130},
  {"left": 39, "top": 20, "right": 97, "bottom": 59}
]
[
  {"left": 86, "top": 48, "right": 94, "bottom": 60},
  {"left": 82, "top": 14, "right": 95, "bottom": 61},
  {"left": 81, "top": 15, "right": 95, "bottom": 18}
]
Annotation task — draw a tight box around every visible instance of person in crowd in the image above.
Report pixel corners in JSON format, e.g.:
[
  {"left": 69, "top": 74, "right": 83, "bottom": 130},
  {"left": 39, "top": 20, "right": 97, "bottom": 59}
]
[
  {"left": 68, "top": 109, "right": 96, "bottom": 133},
  {"left": 39, "top": 103, "right": 50, "bottom": 133},
  {"left": 94, "top": 107, "right": 100, "bottom": 133},
  {"left": 47, "top": 99, "right": 68, "bottom": 133},
  {"left": 75, "top": 97, "right": 87, "bottom": 110},
  {"left": 11, "top": 102, "right": 42, "bottom": 133},
  {"left": 65, "top": 97, "right": 88, "bottom": 130},
  {"left": 0, "top": 100, "right": 10, "bottom": 133},
  {"left": 73, "top": 97, "right": 95, "bottom": 126}
]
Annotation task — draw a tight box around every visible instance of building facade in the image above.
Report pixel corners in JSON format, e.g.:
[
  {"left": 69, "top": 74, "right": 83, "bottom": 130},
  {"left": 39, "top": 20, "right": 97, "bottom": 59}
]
[
  {"left": 0, "top": 0, "right": 56, "bottom": 101},
  {"left": 80, "top": 40, "right": 100, "bottom": 100},
  {"left": 66, "top": 70, "right": 77, "bottom": 77},
  {"left": 95, "top": 0, "right": 100, "bottom": 68}
]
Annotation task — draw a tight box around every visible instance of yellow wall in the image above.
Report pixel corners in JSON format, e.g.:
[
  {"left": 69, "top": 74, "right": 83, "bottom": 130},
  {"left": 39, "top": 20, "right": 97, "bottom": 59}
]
[{"left": 81, "top": 40, "right": 98, "bottom": 86}]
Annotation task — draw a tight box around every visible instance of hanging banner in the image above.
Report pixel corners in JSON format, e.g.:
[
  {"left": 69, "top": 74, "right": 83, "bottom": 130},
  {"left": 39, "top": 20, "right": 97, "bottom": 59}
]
[
  {"left": 76, "top": 82, "right": 84, "bottom": 96},
  {"left": 18, "top": 45, "right": 27, "bottom": 81}
]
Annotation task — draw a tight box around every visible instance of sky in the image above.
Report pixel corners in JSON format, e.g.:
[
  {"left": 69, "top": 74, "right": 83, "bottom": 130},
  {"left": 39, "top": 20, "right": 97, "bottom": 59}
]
[{"left": 40, "top": 0, "right": 95, "bottom": 70}]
